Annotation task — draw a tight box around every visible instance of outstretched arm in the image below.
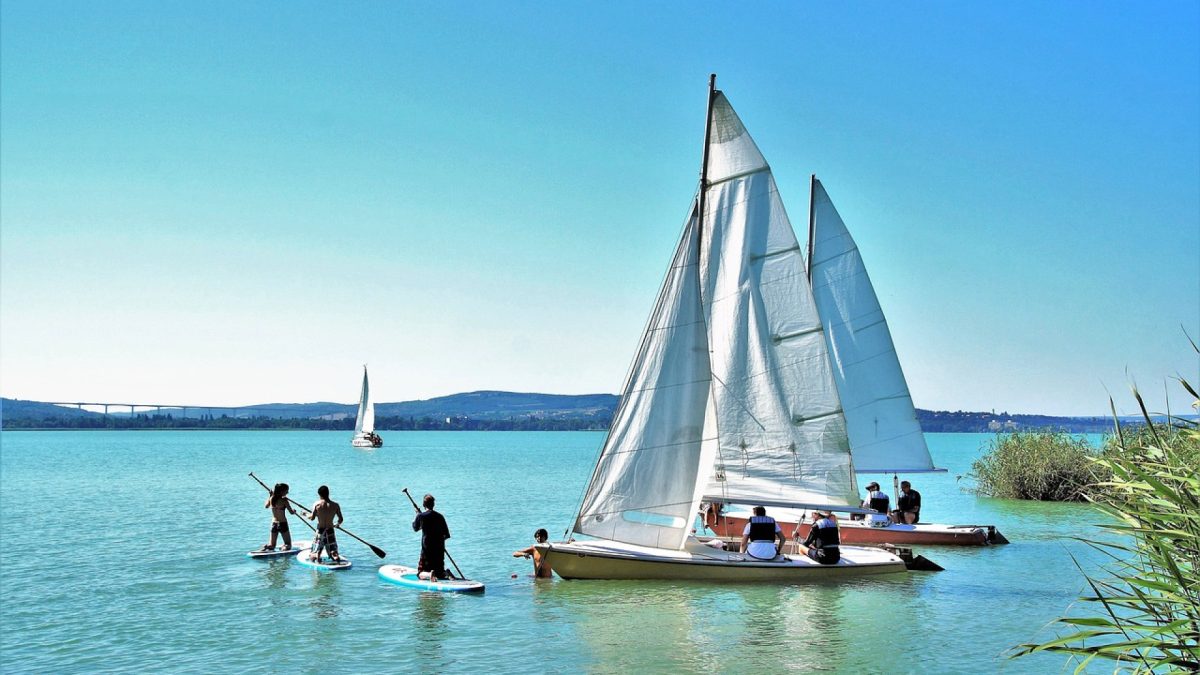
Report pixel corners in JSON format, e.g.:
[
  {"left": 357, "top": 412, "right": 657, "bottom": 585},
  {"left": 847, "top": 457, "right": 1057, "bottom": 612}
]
[{"left": 512, "top": 546, "right": 535, "bottom": 558}]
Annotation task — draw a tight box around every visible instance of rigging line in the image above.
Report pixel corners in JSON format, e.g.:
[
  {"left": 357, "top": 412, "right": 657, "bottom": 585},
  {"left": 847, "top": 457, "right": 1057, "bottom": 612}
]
[{"left": 589, "top": 433, "right": 720, "bottom": 459}]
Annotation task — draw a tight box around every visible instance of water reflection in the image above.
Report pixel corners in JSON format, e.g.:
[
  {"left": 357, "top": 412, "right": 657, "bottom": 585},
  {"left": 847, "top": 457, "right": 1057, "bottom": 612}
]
[
  {"left": 411, "top": 594, "right": 448, "bottom": 672},
  {"left": 307, "top": 571, "right": 342, "bottom": 620}
]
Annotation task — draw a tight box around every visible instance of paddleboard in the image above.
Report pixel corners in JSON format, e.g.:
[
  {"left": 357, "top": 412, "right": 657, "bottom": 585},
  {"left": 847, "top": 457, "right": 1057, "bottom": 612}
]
[
  {"left": 295, "top": 548, "right": 352, "bottom": 570},
  {"left": 247, "top": 544, "right": 303, "bottom": 559},
  {"left": 378, "top": 565, "right": 484, "bottom": 593}
]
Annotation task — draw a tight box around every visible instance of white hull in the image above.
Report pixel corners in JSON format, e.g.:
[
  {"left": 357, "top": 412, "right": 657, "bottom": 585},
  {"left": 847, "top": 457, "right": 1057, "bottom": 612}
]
[
  {"left": 351, "top": 433, "right": 382, "bottom": 448},
  {"left": 537, "top": 538, "right": 906, "bottom": 581}
]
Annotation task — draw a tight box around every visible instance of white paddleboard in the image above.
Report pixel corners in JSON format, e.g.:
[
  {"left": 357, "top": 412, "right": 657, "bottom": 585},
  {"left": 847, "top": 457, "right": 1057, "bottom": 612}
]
[
  {"left": 295, "top": 548, "right": 352, "bottom": 570},
  {"left": 378, "top": 565, "right": 484, "bottom": 593},
  {"left": 247, "top": 544, "right": 303, "bottom": 559}
]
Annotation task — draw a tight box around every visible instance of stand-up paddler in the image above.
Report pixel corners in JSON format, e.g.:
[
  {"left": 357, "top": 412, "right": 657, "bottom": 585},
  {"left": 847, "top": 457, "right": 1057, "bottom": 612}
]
[{"left": 412, "top": 493, "right": 451, "bottom": 580}]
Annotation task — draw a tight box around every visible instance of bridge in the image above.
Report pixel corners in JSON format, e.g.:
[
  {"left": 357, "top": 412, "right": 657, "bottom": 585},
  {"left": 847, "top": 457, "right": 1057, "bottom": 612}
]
[{"left": 39, "top": 401, "right": 317, "bottom": 418}]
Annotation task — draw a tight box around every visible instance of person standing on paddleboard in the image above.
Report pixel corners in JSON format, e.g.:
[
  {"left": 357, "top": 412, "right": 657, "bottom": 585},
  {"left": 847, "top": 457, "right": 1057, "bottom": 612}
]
[
  {"left": 259, "top": 483, "right": 297, "bottom": 551},
  {"left": 308, "top": 485, "right": 345, "bottom": 564},
  {"left": 412, "top": 494, "right": 451, "bottom": 580}
]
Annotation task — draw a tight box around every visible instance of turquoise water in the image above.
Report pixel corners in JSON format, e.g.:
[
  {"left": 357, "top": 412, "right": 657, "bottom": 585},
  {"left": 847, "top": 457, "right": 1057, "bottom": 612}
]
[{"left": 0, "top": 431, "right": 1108, "bottom": 673}]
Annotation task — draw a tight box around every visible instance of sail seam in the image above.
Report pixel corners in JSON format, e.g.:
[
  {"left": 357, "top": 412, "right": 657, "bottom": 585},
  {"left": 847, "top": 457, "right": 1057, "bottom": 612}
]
[
  {"left": 772, "top": 326, "right": 823, "bottom": 344},
  {"left": 593, "top": 434, "right": 720, "bottom": 458},
  {"left": 750, "top": 245, "right": 801, "bottom": 262},
  {"left": 793, "top": 409, "right": 844, "bottom": 425},
  {"left": 706, "top": 165, "right": 770, "bottom": 188}
]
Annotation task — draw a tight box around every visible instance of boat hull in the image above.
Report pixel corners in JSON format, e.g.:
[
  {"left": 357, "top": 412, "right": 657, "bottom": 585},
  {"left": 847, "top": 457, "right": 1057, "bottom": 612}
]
[
  {"left": 538, "top": 540, "right": 906, "bottom": 581},
  {"left": 351, "top": 434, "right": 382, "bottom": 448},
  {"left": 705, "top": 510, "right": 995, "bottom": 546}
]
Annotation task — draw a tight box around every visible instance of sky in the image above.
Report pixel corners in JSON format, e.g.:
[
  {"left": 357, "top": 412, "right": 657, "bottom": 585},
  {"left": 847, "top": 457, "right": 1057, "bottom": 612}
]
[{"left": 1, "top": 2, "right": 1197, "bottom": 417}]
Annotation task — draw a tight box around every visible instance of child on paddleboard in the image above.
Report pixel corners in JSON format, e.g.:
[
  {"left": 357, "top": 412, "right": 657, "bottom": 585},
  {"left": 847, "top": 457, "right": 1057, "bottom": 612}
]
[
  {"left": 260, "top": 483, "right": 297, "bottom": 551},
  {"left": 511, "top": 528, "right": 553, "bottom": 578},
  {"left": 308, "top": 485, "right": 345, "bottom": 563}
]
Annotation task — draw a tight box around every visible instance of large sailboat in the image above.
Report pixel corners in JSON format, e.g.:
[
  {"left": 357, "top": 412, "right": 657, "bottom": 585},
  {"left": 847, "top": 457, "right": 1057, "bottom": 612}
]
[
  {"left": 701, "top": 169, "right": 1006, "bottom": 546},
  {"left": 351, "top": 366, "right": 383, "bottom": 448},
  {"left": 537, "top": 76, "right": 906, "bottom": 580}
]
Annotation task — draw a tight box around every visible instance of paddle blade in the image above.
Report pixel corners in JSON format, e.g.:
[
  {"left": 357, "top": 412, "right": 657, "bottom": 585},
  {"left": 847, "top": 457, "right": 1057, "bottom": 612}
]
[{"left": 369, "top": 543, "right": 386, "bottom": 558}]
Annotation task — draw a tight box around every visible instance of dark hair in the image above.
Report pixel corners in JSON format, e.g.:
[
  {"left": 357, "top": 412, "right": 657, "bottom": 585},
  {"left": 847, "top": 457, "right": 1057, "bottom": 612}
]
[
  {"left": 318, "top": 485, "right": 329, "bottom": 498},
  {"left": 866, "top": 482, "right": 880, "bottom": 490},
  {"left": 753, "top": 505, "right": 766, "bottom": 516},
  {"left": 534, "top": 528, "right": 548, "bottom": 542},
  {"left": 423, "top": 494, "right": 435, "bottom": 509},
  {"left": 900, "top": 480, "right": 911, "bottom": 488},
  {"left": 272, "top": 483, "right": 288, "bottom": 504}
]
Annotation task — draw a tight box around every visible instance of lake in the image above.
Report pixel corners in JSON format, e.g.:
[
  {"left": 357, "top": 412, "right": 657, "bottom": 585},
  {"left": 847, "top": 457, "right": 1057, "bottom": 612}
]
[{"left": 0, "top": 430, "right": 1107, "bottom": 673}]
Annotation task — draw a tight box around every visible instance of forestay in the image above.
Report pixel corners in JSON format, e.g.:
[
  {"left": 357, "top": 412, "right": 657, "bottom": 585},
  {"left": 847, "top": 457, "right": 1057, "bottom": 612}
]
[
  {"left": 699, "top": 94, "right": 859, "bottom": 511},
  {"left": 574, "top": 208, "right": 714, "bottom": 550},
  {"left": 808, "top": 179, "right": 938, "bottom": 474}
]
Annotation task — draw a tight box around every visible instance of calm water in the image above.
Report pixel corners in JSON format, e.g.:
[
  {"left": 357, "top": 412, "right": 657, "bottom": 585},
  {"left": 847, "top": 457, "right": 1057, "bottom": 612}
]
[{"left": 0, "top": 430, "right": 1109, "bottom": 673}]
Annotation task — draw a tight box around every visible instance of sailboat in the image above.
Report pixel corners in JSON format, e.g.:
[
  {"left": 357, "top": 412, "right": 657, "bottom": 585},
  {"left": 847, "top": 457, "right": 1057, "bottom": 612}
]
[
  {"left": 700, "top": 168, "right": 1007, "bottom": 546},
  {"left": 351, "top": 366, "right": 383, "bottom": 448},
  {"left": 537, "top": 76, "right": 906, "bottom": 580}
]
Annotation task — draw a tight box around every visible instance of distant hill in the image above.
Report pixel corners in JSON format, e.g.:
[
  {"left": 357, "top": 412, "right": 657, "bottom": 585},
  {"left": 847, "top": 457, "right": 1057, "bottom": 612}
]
[{"left": 2, "top": 393, "right": 1185, "bottom": 433}]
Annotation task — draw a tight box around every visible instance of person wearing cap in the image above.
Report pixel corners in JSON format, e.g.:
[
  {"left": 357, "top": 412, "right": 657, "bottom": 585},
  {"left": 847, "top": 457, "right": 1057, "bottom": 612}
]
[
  {"left": 795, "top": 511, "right": 841, "bottom": 564},
  {"left": 895, "top": 480, "right": 922, "bottom": 524},
  {"left": 862, "top": 481, "right": 891, "bottom": 516},
  {"left": 739, "top": 505, "right": 785, "bottom": 560}
]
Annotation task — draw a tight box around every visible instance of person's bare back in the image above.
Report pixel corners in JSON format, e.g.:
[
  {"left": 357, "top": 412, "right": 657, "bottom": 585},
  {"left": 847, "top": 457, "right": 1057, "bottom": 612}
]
[{"left": 310, "top": 498, "right": 343, "bottom": 529}]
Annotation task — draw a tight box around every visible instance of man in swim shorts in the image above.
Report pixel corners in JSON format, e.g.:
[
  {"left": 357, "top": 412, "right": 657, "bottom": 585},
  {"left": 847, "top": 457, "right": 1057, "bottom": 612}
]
[{"left": 308, "top": 485, "right": 344, "bottom": 563}]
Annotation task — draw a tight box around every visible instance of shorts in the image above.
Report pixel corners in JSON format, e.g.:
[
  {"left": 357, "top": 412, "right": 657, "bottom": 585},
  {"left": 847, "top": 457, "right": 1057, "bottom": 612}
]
[
  {"left": 271, "top": 521, "right": 290, "bottom": 536},
  {"left": 418, "top": 549, "right": 447, "bottom": 578},
  {"left": 806, "top": 547, "right": 840, "bottom": 565},
  {"left": 312, "top": 528, "right": 339, "bottom": 557}
]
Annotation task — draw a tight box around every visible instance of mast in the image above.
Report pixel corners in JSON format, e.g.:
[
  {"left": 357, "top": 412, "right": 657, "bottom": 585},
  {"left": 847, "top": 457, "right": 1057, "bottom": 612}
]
[
  {"left": 697, "top": 74, "right": 717, "bottom": 253},
  {"left": 807, "top": 174, "right": 816, "bottom": 279}
]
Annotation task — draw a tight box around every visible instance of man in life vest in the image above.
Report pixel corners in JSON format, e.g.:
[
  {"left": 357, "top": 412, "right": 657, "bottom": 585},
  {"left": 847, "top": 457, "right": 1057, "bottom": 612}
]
[
  {"left": 796, "top": 511, "right": 841, "bottom": 565},
  {"left": 739, "top": 505, "right": 785, "bottom": 560},
  {"left": 862, "top": 481, "right": 891, "bottom": 515}
]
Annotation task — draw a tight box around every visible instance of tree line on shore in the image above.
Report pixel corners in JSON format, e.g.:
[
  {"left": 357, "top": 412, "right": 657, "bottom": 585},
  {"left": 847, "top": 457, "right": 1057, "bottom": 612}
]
[{"left": 0, "top": 413, "right": 610, "bottom": 432}]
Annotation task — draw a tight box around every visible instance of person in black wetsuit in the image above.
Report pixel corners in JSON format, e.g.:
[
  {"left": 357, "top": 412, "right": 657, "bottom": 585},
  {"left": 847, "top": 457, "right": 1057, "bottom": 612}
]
[
  {"left": 795, "top": 511, "right": 841, "bottom": 565},
  {"left": 896, "top": 480, "right": 922, "bottom": 524},
  {"left": 412, "top": 493, "right": 451, "bottom": 580}
]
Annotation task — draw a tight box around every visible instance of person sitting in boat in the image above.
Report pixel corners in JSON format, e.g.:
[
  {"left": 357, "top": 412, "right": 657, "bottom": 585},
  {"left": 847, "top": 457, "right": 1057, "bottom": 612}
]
[
  {"left": 511, "top": 528, "right": 553, "bottom": 578},
  {"left": 895, "top": 480, "right": 921, "bottom": 524},
  {"left": 413, "top": 493, "right": 451, "bottom": 580},
  {"left": 739, "top": 505, "right": 785, "bottom": 560},
  {"left": 862, "top": 482, "right": 891, "bottom": 515},
  {"left": 795, "top": 511, "right": 841, "bottom": 565}
]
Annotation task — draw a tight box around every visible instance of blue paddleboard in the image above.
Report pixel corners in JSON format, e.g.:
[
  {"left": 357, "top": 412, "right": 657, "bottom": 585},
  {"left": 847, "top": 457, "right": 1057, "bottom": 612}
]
[
  {"left": 378, "top": 565, "right": 484, "bottom": 593},
  {"left": 295, "top": 548, "right": 352, "bottom": 570},
  {"left": 247, "top": 544, "right": 303, "bottom": 559}
]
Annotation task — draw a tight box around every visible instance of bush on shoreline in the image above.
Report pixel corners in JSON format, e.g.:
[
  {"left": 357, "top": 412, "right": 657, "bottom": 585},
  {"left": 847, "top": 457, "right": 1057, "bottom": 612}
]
[
  {"left": 969, "top": 431, "right": 1107, "bottom": 501},
  {"left": 1014, "top": 384, "right": 1200, "bottom": 671}
]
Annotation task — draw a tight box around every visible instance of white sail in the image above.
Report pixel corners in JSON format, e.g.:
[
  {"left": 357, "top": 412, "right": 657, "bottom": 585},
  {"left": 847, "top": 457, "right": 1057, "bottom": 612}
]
[
  {"left": 574, "top": 207, "right": 714, "bottom": 550},
  {"left": 699, "top": 94, "right": 859, "bottom": 511},
  {"left": 354, "top": 367, "right": 374, "bottom": 434},
  {"left": 808, "top": 179, "right": 937, "bottom": 473}
]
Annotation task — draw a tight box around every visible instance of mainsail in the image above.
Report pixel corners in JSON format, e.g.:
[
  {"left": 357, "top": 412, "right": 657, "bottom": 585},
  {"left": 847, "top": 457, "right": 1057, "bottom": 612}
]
[
  {"left": 354, "top": 367, "right": 375, "bottom": 434},
  {"left": 574, "top": 207, "right": 714, "bottom": 550},
  {"left": 808, "top": 179, "right": 938, "bottom": 473},
  {"left": 699, "top": 94, "right": 859, "bottom": 511}
]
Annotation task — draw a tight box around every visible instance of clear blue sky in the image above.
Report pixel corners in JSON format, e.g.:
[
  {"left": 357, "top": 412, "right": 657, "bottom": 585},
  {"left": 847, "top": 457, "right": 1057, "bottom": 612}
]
[{"left": 2, "top": 2, "right": 1197, "bottom": 416}]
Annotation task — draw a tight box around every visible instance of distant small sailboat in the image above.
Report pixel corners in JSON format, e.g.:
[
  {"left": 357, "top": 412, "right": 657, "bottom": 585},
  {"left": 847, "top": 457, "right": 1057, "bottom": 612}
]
[{"left": 351, "top": 366, "right": 383, "bottom": 448}]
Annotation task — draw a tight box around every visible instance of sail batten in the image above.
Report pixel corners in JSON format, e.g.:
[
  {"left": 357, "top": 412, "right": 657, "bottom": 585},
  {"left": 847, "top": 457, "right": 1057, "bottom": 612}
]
[{"left": 809, "top": 178, "right": 938, "bottom": 474}]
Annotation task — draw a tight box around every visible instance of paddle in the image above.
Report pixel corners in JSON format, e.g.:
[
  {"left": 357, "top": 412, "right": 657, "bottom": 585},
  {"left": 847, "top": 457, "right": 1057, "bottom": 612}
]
[
  {"left": 402, "top": 487, "right": 466, "bottom": 580},
  {"left": 249, "top": 472, "right": 387, "bottom": 559}
]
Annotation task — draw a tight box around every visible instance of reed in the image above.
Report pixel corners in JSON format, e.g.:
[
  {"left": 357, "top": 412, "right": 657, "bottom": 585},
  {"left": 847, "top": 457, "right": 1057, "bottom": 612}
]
[
  {"left": 969, "top": 430, "right": 1106, "bottom": 501},
  {"left": 1013, "top": 381, "right": 1200, "bottom": 672}
]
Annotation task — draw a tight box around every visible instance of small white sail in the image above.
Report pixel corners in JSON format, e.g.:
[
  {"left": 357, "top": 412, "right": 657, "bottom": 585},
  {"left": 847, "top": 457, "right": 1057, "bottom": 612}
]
[
  {"left": 574, "top": 207, "right": 714, "bottom": 550},
  {"left": 808, "top": 179, "right": 937, "bottom": 473},
  {"left": 354, "top": 367, "right": 374, "bottom": 434},
  {"left": 699, "top": 94, "right": 859, "bottom": 511}
]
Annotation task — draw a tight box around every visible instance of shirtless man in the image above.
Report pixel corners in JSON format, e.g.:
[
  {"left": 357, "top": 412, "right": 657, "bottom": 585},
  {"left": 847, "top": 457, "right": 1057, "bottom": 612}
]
[
  {"left": 308, "top": 485, "right": 344, "bottom": 563},
  {"left": 511, "top": 528, "right": 553, "bottom": 578}
]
